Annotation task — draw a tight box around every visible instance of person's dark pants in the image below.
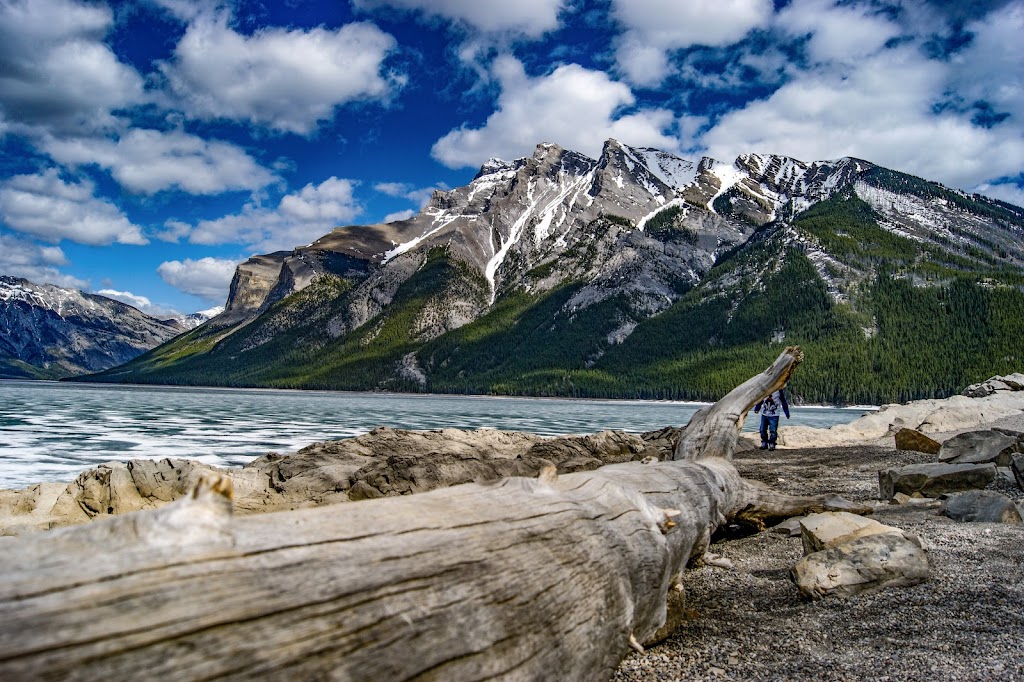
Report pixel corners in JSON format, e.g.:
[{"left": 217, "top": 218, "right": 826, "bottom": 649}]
[{"left": 759, "top": 415, "right": 780, "bottom": 449}]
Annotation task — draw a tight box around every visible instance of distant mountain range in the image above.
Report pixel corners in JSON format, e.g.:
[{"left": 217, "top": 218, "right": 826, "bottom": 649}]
[
  {"left": 0, "top": 277, "right": 220, "bottom": 379},
  {"left": 80, "top": 140, "right": 1024, "bottom": 404}
]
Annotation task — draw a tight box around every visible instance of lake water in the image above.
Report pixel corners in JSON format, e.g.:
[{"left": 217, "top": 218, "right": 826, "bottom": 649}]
[{"left": 0, "top": 379, "right": 875, "bottom": 489}]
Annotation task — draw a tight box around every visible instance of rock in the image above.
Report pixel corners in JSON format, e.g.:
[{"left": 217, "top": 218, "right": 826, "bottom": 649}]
[
  {"left": 778, "top": 391, "right": 1024, "bottom": 448},
  {"left": 0, "top": 482, "right": 87, "bottom": 535},
  {"left": 894, "top": 428, "right": 941, "bottom": 454},
  {"left": 941, "top": 490, "right": 1023, "bottom": 523},
  {"left": 890, "top": 492, "right": 912, "bottom": 505},
  {"left": 0, "top": 427, "right": 661, "bottom": 534},
  {"left": 937, "top": 430, "right": 1021, "bottom": 467},
  {"left": 878, "top": 462, "right": 996, "bottom": 500},
  {"left": 963, "top": 373, "right": 1024, "bottom": 396},
  {"left": 791, "top": 533, "right": 929, "bottom": 599},
  {"left": 770, "top": 517, "right": 803, "bottom": 536},
  {"left": 799, "top": 511, "right": 913, "bottom": 555},
  {"left": 1011, "top": 453, "right": 1024, "bottom": 490}
]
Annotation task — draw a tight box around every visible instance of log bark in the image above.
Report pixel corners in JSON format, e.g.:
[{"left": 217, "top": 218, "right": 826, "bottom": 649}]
[{"left": 0, "top": 346, "right": 866, "bottom": 681}]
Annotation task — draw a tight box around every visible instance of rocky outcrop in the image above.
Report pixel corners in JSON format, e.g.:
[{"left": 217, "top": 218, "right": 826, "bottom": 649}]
[
  {"left": 791, "top": 512, "right": 928, "bottom": 599},
  {"left": 878, "top": 463, "right": 997, "bottom": 500},
  {"left": 941, "top": 490, "right": 1023, "bottom": 524},
  {"left": 0, "top": 427, "right": 676, "bottom": 536},
  {"left": 779, "top": 384, "right": 1024, "bottom": 449},
  {"left": 962, "top": 373, "right": 1024, "bottom": 397},
  {"left": 1012, "top": 453, "right": 1024, "bottom": 490}
]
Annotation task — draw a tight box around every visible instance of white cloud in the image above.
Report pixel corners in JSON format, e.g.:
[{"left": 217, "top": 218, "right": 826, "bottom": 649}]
[
  {"left": 352, "top": 0, "right": 565, "bottom": 36},
  {"left": 0, "top": 231, "right": 86, "bottom": 289},
  {"left": 383, "top": 209, "right": 416, "bottom": 223},
  {"left": 156, "top": 257, "right": 239, "bottom": 302},
  {"left": 94, "top": 288, "right": 183, "bottom": 318},
  {"left": 184, "top": 177, "right": 362, "bottom": 251},
  {"left": 150, "top": 0, "right": 225, "bottom": 22},
  {"left": 696, "top": 1, "right": 1024, "bottom": 193},
  {"left": 432, "top": 56, "right": 677, "bottom": 168},
  {"left": 777, "top": 0, "right": 900, "bottom": 64},
  {"left": 0, "top": 170, "right": 147, "bottom": 246},
  {"left": 161, "top": 17, "right": 402, "bottom": 134},
  {"left": 41, "top": 128, "right": 277, "bottom": 195},
  {"left": 0, "top": 0, "right": 145, "bottom": 133},
  {"left": 949, "top": 3, "right": 1024, "bottom": 123},
  {"left": 374, "top": 181, "right": 446, "bottom": 207},
  {"left": 612, "top": 0, "right": 774, "bottom": 86}
]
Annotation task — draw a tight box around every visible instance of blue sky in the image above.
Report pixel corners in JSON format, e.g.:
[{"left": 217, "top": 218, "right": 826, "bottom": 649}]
[{"left": 1, "top": 0, "right": 1021, "bottom": 317}]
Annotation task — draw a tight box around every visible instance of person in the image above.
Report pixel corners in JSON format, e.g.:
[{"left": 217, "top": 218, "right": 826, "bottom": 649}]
[{"left": 753, "top": 388, "right": 790, "bottom": 450}]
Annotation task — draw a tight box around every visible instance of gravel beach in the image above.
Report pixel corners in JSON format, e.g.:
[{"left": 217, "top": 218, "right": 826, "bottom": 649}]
[{"left": 614, "top": 443, "right": 1024, "bottom": 682}]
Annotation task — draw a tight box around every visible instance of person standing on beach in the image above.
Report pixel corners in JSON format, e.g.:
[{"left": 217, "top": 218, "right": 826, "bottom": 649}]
[{"left": 754, "top": 389, "right": 790, "bottom": 450}]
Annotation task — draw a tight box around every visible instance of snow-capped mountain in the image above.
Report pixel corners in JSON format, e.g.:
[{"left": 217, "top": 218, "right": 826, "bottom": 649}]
[
  {"left": 174, "top": 306, "right": 224, "bottom": 330},
  {"left": 86, "top": 140, "right": 1024, "bottom": 403},
  {"left": 0, "top": 277, "right": 186, "bottom": 379}
]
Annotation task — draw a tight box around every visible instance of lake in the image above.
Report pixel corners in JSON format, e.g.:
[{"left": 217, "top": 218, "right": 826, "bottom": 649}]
[{"left": 0, "top": 380, "right": 875, "bottom": 489}]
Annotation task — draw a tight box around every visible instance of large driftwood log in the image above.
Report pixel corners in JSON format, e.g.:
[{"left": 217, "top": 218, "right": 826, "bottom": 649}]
[{"left": 0, "top": 347, "right": 866, "bottom": 680}]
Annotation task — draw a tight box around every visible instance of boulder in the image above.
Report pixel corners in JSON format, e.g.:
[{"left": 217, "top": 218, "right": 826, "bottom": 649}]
[
  {"left": 878, "top": 462, "right": 996, "bottom": 500},
  {"left": 1012, "top": 453, "right": 1024, "bottom": 490},
  {"left": 941, "top": 490, "right": 1023, "bottom": 524},
  {"left": 791, "top": 533, "right": 929, "bottom": 600},
  {"left": 894, "top": 428, "right": 941, "bottom": 454},
  {"left": 798, "top": 511, "right": 911, "bottom": 555},
  {"left": 937, "top": 430, "right": 1021, "bottom": 467}
]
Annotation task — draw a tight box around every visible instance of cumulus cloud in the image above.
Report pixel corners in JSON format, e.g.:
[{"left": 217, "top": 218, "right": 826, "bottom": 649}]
[
  {"left": 693, "top": 2, "right": 1024, "bottom": 194},
  {"left": 0, "top": 231, "right": 86, "bottom": 288},
  {"left": 156, "top": 257, "right": 239, "bottom": 302},
  {"left": 0, "top": 170, "right": 147, "bottom": 246},
  {"left": 612, "top": 0, "right": 774, "bottom": 87},
  {"left": 777, "top": 0, "right": 901, "bottom": 64},
  {"left": 947, "top": 3, "right": 1024, "bottom": 124},
  {"left": 93, "top": 288, "right": 183, "bottom": 318},
  {"left": 352, "top": 0, "right": 565, "bottom": 36},
  {"left": 0, "top": 0, "right": 145, "bottom": 134},
  {"left": 432, "top": 56, "right": 677, "bottom": 168},
  {"left": 182, "top": 177, "right": 362, "bottom": 251},
  {"left": 160, "top": 17, "right": 402, "bottom": 134},
  {"left": 374, "top": 181, "right": 446, "bottom": 208},
  {"left": 41, "top": 128, "right": 277, "bottom": 195},
  {"left": 383, "top": 209, "right": 416, "bottom": 223}
]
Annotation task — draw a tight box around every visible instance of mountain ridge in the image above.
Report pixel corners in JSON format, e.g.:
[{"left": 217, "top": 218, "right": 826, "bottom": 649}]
[{"left": 80, "top": 140, "right": 1024, "bottom": 403}]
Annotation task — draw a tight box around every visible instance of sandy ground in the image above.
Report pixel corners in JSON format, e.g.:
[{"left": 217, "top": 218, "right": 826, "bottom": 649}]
[{"left": 614, "top": 442, "right": 1024, "bottom": 682}]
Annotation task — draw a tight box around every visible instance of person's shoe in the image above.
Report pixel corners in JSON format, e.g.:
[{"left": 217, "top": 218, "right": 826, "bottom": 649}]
[
  {"left": 759, "top": 443, "right": 769, "bottom": 450},
  {"left": 767, "top": 445, "right": 776, "bottom": 451}
]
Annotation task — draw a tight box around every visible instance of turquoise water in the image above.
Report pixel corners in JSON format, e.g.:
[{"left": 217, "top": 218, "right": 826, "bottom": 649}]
[{"left": 0, "top": 380, "right": 874, "bottom": 489}]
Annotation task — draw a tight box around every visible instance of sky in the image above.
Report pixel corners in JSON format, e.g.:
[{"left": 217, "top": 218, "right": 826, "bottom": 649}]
[{"left": 0, "top": 0, "right": 1021, "bottom": 318}]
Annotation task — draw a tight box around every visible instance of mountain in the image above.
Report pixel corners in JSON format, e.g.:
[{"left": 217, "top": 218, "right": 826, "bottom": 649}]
[
  {"left": 83, "top": 140, "right": 1024, "bottom": 404},
  {"left": 0, "top": 277, "right": 188, "bottom": 379},
  {"left": 174, "top": 306, "right": 224, "bottom": 330}
]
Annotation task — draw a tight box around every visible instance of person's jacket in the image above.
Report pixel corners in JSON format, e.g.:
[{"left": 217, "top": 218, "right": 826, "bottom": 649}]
[{"left": 753, "top": 389, "right": 790, "bottom": 419}]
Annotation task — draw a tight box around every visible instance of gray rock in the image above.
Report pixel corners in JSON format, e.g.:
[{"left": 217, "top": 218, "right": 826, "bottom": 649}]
[
  {"left": 770, "top": 517, "right": 803, "bottom": 536},
  {"left": 941, "top": 490, "right": 1023, "bottom": 524},
  {"left": 878, "top": 462, "right": 996, "bottom": 500},
  {"left": 791, "top": 533, "right": 929, "bottom": 600},
  {"left": 937, "top": 430, "right": 1021, "bottom": 467},
  {"left": 1012, "top": 453, "right": 1024, "bottom": 490}
]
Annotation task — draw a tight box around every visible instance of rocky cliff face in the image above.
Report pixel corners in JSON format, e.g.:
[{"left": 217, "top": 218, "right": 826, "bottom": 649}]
[
  {"left": 88, "top": 139, "right": 1024, "bottom": 401},
  {"left": 0, "top": 277, "right": 186, "bottom": 379}
]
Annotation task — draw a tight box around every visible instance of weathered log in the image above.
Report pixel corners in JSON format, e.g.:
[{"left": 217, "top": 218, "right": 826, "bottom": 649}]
[{"left": 0, "top": 346, "right": 866, "bottom": 680}]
